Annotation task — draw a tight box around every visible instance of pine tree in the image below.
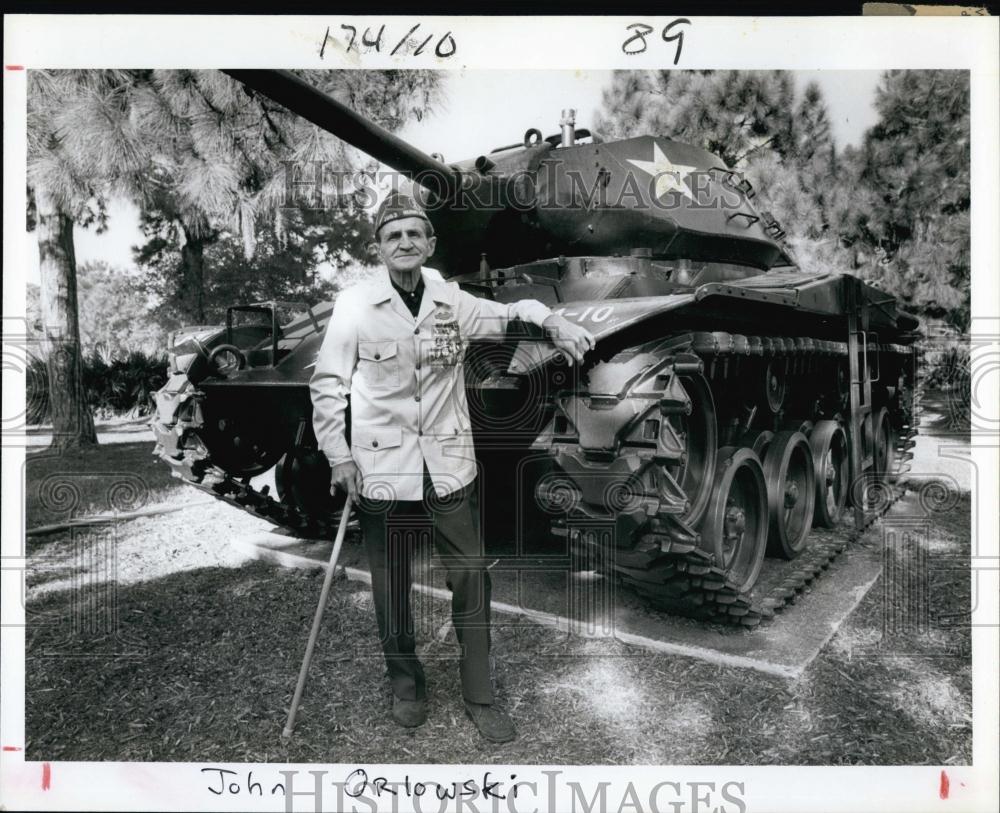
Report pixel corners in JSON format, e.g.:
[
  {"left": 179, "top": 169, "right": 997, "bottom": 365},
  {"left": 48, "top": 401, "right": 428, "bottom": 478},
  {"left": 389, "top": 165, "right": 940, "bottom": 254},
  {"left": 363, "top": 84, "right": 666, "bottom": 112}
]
[
  {"left": 25, "top": 71, "right": 135, "bottom": 448},
  {"left": 597, "top": 70, "right": 797, "bottom": 169},
  {"left": 792, "top": 82, "right": 838, "bottom": 238},
  {"left": 46, "top": 69, "right": 442, "bottom": 326},
  {"left": 853, "top": 70, "right": 970, "bottom": 328},
  {"left": 128, "top": 69, "right": 443, "bottom": 324},
  {"left": 593, "top": 71, "right": 662, "bottom": 140}
]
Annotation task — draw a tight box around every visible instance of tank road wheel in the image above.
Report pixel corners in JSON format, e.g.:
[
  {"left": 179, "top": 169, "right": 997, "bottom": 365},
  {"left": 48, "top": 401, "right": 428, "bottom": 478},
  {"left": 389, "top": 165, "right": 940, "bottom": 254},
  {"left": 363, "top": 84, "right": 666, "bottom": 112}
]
[
  {"left": 809, "top": 421, "right": 849, "bottom": 528},
  {"left": 740, "top": 429, "right": 773, "bottom": 459},
  {"left": 834, "top": 363, "right": 849, "bottom": 412},
  {"left": 872, "top": 407, "right": 896, "bottom": 483},
  {"left": 198, "top": 407, "right": 285, "bottom": 478},
  {"left": 699, "top": 447, "right": 768, "bottom": 592},
  {"left": 762, "top": 360, "right": 786, "bottom": 413},
  {"left": 649, "top": 374, "right": 717, "bottom": 526},
  {"left": 762, "top": 431, "right": 816, "bottom": 559},
  {"left": 783, "top": 418, "right": 814, "bottom": 437}
]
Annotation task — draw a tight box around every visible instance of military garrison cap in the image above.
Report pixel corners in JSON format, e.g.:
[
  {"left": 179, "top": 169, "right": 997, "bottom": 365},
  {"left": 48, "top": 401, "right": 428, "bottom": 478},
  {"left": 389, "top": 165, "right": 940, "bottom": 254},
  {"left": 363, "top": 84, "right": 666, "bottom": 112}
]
[{"left": 374, "top": 192, "right": 433, "bottom": 236}]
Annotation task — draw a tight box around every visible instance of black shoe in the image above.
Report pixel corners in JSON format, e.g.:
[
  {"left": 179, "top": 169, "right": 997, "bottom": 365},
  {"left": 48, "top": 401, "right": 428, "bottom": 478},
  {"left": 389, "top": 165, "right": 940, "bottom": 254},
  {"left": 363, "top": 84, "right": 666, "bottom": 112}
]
[
  {"left": 392, "top": 696, "right": 427, "bottom": 728},
  {"left": 464, "top": 701, "right": 516, "bottom": 743}
]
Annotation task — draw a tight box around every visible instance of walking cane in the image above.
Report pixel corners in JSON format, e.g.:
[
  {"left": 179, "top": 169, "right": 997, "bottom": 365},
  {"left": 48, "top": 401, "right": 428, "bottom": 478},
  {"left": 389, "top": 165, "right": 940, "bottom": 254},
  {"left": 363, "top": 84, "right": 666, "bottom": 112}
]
[{"left": 282, "top": 495, "right": 354, "bottom": 739}]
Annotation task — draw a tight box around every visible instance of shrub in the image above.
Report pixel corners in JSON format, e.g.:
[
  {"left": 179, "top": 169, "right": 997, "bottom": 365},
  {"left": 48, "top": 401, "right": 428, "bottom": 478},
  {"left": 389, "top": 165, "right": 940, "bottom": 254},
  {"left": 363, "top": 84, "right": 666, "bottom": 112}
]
[
  {"left": 923, "top": 340, "right": 970, "bottom": 392},
  {"left": 26, "top": 348, "right": 169, "bottom": 425}
]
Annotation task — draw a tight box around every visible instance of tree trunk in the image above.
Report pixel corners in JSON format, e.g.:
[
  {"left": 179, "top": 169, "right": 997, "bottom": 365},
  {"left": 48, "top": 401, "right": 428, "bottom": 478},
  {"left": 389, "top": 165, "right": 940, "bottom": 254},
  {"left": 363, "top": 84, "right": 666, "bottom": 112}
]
[
  {"left": 35, "top": 188, "right": 97, "bottom": 450},
  {"left": 179, "top": 227, "right": 207, "bottom": 324}
]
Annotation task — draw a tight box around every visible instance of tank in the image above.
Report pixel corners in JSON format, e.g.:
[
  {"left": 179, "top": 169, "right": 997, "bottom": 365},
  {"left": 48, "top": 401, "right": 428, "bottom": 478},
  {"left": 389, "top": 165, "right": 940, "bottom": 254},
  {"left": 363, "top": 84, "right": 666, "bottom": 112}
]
[{"left": 152, "top": 70, "right": 921, "bottom": 626}]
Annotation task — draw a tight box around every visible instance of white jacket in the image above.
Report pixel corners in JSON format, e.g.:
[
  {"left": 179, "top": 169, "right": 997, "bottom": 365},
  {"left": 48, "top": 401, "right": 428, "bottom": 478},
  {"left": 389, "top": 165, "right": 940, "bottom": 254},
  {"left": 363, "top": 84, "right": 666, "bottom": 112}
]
[{"left": 309, "top": 267, "right": 552, "bottom": 500}]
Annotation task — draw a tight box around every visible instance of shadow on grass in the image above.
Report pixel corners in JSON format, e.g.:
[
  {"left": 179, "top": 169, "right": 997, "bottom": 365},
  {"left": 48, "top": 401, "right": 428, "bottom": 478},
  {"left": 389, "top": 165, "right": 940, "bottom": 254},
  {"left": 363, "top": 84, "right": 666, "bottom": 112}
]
[
  {"left": 27, "top": 561, "right": 394, "bottom": 763},
  {"left": 26, "top": 560, "right": 647, "bottom": 766},
  {"left": 25, "top": 441, "right": 197, "bottom": 538}
]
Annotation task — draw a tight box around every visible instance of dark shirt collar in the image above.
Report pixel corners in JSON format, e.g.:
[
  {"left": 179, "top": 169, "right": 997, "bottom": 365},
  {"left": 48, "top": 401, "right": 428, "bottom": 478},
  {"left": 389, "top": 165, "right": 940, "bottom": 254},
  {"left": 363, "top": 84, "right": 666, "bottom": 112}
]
[{"left": 390, "top": 273, "right": 425, "bottom": 317}]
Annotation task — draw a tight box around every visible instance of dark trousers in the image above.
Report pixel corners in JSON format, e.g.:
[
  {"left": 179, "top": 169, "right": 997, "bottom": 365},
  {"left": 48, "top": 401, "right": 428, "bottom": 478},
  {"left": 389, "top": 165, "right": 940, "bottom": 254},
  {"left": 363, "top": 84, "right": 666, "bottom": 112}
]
[{"left": 357, "top": 472, "right": 494, "bottom": 704}]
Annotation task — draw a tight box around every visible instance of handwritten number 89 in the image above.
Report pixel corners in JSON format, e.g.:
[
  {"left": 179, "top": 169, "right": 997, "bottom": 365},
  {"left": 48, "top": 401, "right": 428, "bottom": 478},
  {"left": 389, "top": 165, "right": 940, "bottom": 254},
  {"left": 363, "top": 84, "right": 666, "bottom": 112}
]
[{"left": 622, "top": 18, "right": 691, "bottom": 63}]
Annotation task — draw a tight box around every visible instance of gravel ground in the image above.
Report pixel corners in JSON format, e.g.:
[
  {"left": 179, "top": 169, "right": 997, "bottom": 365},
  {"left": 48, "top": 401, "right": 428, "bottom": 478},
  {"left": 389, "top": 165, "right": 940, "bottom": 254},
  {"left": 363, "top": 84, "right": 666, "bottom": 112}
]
[{"left": 906, "top": 390, "right": 973, "bottom": 491}]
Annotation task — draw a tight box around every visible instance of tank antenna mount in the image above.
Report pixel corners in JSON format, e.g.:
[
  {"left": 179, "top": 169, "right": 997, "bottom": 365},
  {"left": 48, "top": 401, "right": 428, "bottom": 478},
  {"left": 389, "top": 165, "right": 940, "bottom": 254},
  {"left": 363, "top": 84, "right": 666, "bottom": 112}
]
[{"left": 560, "top": 109, "right": 577, "bottom": 147}]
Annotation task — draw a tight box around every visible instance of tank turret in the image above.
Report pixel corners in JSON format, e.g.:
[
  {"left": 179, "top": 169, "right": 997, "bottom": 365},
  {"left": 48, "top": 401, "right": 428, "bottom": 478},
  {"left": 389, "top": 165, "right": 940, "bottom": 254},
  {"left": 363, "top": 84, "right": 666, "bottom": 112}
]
[{"left": 226, "top": 69, "right": 792, "bottom": 275}]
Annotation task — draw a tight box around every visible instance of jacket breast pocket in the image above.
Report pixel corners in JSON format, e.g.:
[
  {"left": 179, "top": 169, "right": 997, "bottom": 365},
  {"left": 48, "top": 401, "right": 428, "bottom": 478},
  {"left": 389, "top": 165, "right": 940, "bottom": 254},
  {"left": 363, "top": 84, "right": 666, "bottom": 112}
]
[{"left": 357, "top": 340, "right": 400, "bottom": 388}]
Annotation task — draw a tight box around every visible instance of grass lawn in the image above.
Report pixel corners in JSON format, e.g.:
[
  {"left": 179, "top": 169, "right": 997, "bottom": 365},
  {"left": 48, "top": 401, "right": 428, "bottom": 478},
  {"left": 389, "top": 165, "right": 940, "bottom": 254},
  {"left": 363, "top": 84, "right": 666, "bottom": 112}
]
[
  {"left": 24, "top": 440, "right": 197, "bottom": 531},
  {"left": 22, "top": 441, "right": 972, "bottom": 766}
]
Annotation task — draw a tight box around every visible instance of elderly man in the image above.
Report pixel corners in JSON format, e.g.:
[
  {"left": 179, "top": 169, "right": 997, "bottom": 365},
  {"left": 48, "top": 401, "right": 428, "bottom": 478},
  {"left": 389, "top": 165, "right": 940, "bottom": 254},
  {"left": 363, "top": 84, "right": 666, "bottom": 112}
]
[{"left": 309, "top": 192, "right": 594, "bottom": 743}]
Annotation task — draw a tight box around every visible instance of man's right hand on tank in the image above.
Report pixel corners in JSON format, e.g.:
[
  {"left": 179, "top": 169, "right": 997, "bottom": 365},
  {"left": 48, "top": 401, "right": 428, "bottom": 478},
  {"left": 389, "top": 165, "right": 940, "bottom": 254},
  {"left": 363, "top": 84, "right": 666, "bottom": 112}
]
[
  {"left": 542, "top": 313, "right": 596, "bottom": 366},
  {"left": 331, "top": 460, "right": 363, "bottom": 500}
]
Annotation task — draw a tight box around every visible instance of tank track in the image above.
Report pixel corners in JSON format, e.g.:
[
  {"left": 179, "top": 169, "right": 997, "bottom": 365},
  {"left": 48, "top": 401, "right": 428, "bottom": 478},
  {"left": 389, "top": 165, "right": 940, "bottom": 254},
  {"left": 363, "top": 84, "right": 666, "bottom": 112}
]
[
  {"left": 194, "top": 466, "right": 344, "bottom": 540},
  {"left": 555, "top": 331, "right": 922, "bottom": 628},
  {"left": 593, "top": 507, "right": 900, "bottom": 628},
  {"left": 151, "top": 380, "right": 343, "bottom": 540}
]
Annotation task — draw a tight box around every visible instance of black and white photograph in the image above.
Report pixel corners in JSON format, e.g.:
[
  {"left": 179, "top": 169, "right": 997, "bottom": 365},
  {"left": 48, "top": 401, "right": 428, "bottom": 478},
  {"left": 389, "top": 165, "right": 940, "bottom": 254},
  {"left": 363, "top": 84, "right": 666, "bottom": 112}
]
[{"left": 2, "top": 12, "right": 998, "bottom": 813}]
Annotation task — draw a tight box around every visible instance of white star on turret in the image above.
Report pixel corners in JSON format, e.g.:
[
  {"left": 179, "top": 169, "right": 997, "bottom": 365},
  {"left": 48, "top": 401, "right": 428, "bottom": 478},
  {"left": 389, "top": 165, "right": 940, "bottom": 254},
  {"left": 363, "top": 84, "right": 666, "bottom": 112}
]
[{"left": 627, "top": 142, "right": 698, "bottom": 203}]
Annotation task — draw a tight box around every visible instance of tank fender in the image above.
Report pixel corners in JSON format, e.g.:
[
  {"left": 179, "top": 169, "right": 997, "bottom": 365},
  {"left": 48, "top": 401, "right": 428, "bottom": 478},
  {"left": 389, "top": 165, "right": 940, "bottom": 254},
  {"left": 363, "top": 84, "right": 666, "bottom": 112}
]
[
  {"left": 508, "top": 293, "right": 695, "bottom": 374},
  {"left": 543, "top": 336, "right": 699, "bottom": 512}
]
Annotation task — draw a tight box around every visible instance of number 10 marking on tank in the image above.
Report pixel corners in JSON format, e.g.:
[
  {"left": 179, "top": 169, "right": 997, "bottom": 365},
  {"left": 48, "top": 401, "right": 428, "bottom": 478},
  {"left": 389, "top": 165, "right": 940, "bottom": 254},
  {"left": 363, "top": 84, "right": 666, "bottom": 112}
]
[{"left": 554, "top": 305, "right": 614, "bottom": 323}]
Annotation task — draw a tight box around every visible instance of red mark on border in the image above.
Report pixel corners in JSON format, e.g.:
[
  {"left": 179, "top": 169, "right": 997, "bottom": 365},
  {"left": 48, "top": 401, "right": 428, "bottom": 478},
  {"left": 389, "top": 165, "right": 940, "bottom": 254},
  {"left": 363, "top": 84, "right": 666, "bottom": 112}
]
[
  {"left": 6, "top": 65, "right": 25, "bottom": 71},
  {"left": 2, "top": 745, "right": 22, "bottom": 751},
  {"left": 939, "top": 770, "right": 950, "bottom": 799},
  {"left": 42, "top": 762, "right": 52, "bottom": 790}
]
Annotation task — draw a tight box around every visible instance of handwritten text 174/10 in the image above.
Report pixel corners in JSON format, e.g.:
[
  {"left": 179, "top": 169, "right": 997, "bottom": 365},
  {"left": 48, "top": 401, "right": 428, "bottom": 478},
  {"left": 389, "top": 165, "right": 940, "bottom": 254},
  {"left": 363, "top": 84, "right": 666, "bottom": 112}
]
[{"left": 321, "top": 24, "right": 457, "bottom": 59}]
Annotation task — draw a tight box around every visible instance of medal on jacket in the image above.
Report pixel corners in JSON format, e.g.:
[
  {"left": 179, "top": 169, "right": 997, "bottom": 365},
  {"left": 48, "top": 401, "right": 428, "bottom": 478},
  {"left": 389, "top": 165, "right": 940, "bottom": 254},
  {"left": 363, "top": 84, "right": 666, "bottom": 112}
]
[{"left": 430, "top": 305, "right": 462, "bottom": 365}]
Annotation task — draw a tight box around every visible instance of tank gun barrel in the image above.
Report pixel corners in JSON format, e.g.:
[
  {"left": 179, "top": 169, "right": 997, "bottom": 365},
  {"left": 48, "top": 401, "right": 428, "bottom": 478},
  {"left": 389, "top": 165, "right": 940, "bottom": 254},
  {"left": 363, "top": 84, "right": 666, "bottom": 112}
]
[{"left": 223, "top": 69, "right": 460, "bottom": 201}]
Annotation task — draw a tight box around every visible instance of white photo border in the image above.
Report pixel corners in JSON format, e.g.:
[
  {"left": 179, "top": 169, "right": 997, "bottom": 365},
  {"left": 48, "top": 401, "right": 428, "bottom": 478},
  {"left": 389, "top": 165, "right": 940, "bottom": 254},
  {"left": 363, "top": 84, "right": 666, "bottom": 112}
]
[{"left": 2, "top": 13, "right": 998, "bottom": 813}]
